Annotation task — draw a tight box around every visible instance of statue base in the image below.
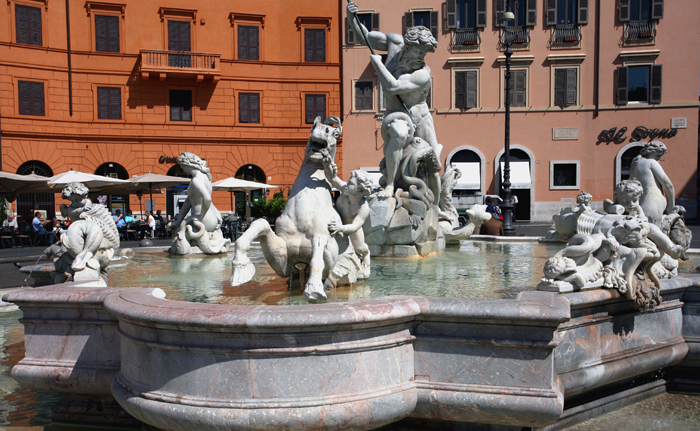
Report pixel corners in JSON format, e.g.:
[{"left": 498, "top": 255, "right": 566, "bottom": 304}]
[{"left": 537, "top": 278, "right": 604, "bottom": 293}]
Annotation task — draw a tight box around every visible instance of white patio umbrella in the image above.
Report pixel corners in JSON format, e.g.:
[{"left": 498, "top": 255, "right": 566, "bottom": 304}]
[
  {"left": 212, "top": 177, "right": 279, "bottom": 213},
  {"left": 48, "top": 170, "right": 130, "bottom": 189},
  {"left": 0, "top": 171, "right": 53, "bottom": 198}
]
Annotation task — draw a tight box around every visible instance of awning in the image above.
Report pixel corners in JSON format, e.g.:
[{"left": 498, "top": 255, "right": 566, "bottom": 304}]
[
  {"left": 452, "top": 162, "right": 480, "bottom": 190},
  {"left": 500, "top": 161, "right": 531, "bottom": 189}
]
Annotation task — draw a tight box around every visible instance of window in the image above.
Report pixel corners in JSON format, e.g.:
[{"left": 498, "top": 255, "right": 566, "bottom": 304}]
[
  {"left": 495, "top": 0, "right": 536, "bottom": 28},
  {"left": 18, "top": 80, "right": 44, "bottom": 116},
  {"left": 347, "top": 12, "right": 378, "bottom": 44},
  {"left": 454, "top": 70, "right": 478, "bottom": 109},
  {"left": 97, "top": 87, "right": 121, "bottom": 119},
  {"left": 505, "top": 69, "right": 527, "bottom": 107},
  {"left": 168, "top": 21, "right": 191, "bottom": 68},
  {"left": 15, "top": 4, "right": 42, "bottom": 46},
  {"left": 238, "top": 25, "right": 259, "bottom": 60},
  {"left": 305, "top": 94, "right": 326, "bottom": 124},
  {"left": 405, "top": 10, "right": 439, "bottom": 39},
  {"left": 447, "top": 0, "right": 487, "bottom": 29},
  {"left": 354, "top": 81, "right": 374, "bottom": 111},
  {"left": 304, "top": 29, "right": 325, "bottom": 63},
  {"left": 616, "top": 64, "right": 662, "bottom": 105},
  {"left": 550, "top": 161, "right": 579, "bottom": 189},
  {"left": 619, "top": 0, "right": 663, "bottom": 22},
  {"left": 94, "top": 15, "right": 119, "bottom": 52},
  {"left": 239, "top": 93, "right": 260, "bottom": 123},
  {"left": 169, "top": 90, "right": 192, "bottom": 122},
  {"left": 546, "top": 0, "right": 588, "bottom": 26},
  {"left": 554, "top": 68, "right": 577, "bottom": 108}
]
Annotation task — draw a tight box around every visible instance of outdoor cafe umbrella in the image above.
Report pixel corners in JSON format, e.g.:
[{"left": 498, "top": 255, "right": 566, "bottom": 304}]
[
  {"left": 212, "top": 177, "right": 279, "bottom": 213},
  {"left": 0, "top": 171, "right": 53, "bottom": 199},
  {"left": 129, "top": 173, "right": 191, "bottom": 213},
  {"left": 48, "top": 170, "right": 130, "bottom": 189}
]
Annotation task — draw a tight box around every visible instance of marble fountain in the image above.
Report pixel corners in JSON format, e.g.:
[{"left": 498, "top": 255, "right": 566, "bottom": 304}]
[{"left": 4, "top": 14, "right": 700, "bottom": 430}]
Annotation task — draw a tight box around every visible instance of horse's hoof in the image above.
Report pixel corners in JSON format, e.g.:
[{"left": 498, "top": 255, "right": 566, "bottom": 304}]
[
  {"left": 230, "top": 260, "right": 255, "bottom": 286},
  {"left": 303, "top": 281, "right": 327, "bottom": 300}
]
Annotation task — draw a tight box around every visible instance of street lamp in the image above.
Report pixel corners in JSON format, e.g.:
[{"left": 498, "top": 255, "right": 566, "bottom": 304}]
[{"left": 500, "top": 7, "right": 516, "bottom": 236}]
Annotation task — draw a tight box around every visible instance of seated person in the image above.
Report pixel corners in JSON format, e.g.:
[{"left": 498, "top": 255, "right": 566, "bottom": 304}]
[
  {"left": 3, "top": 214, "right": 18, "bottom": 231},
  {"left": 139, "top": 211, "right": 156, "bottom": 239},
  {"left": 125, "top": 210, "right": 136, "bottom": 223},
  {"left": 113, "top": 209, "right": 126, "bottom": 240},
  {"left": 33, "top": 211, "right": 56, "bottom": 244},
  {"left": 479, "top": 217, "right": 503, "bottom": 236}
]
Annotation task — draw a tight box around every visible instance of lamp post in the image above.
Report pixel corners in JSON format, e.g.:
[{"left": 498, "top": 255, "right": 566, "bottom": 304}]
[{"left": 500, "top": 8, "right": 516, "bottom": 236}]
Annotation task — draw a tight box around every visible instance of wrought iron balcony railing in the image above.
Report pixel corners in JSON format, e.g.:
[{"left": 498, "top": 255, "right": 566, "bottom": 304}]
[
  {"left": 451, "top": 27, "right": 481, "bottom": 49},
  {"left": 550, "top": 24, "right": 582, "bottom": 45},
  {"left": 624, "top": 20, "right": 656, "bottom": 42},
  {"left": 500, "top": 26, "right": 530, "bottom": 47},
  {"left": 139, "top": 50, "right": 221, "bottom": 81}
]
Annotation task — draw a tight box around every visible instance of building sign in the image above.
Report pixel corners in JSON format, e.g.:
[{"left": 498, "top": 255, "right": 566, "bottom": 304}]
[
  {"left": 159, "top": 155, "right": 179, "bottom": 164},
  {"left": 552, "top": 128, "right": 578, "bottom": 140},
  {"left": 671, "top": 118, "right": 687, "bottom": 129},
  {"left": 598, "top": 126, "right": 678, "bottom": 144}
]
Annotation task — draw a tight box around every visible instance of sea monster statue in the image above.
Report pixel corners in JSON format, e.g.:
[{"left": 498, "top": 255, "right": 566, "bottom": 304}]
[{"left": 230, "top": 116, "right": 366, "bottom": 300}]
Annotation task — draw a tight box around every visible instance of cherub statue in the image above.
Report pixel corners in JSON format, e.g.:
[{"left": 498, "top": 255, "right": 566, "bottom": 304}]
[
  {"left": 629, "top": 141, "right": 675, "bottom": 226},
  {"left": 51, "top": 182, "right": 120, "bottom": 282},
  {"left": 323, "top": 154, "right": 373, "bottom": 278}
]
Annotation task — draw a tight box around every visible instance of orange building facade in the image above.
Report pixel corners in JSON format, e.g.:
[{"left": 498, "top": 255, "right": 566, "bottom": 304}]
[
  {"left": 341, "top": 0, "right": 700, "bottom": 221},
  {"left": 0, "top": 0, "right": 342, "bottom": 223}
]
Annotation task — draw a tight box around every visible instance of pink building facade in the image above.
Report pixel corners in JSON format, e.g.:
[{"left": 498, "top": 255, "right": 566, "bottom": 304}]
[{"left": 341, "top": 0, "right": 699, "bottom": 221}]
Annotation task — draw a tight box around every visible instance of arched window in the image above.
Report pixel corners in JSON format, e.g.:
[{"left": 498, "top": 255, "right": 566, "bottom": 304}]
[
  {"left": 235, "top": 165, "right": 266, "bottom": 217},
  {"left": 94, "top": 163, "right": 129, "bottom": 215},
  {"left": 620, "top": 145, "right": 643, "bottom": 182},
  {"left": 16, "top": 161, "right": 54, "bottom": 227},
  {"left": 448, "top": 149, "right": 481, "bottom": 191}
]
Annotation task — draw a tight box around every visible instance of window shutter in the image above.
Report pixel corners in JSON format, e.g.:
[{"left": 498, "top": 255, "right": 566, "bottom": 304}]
[
  {"left": 371, "top": 13, "right": 379, "bottom": 31},
  {"left": 180, "top": 22, "right": 191, "bottom": 51},
  {"left": 97, "top": 87, "right": 109, "bottom": 119},
  {"left": 616, "top": 66, "right": 628, "bottom": 105},
  {"left": 239, "top": 94, "right": 249, "bottom": 123},
  {"left": 466, "top": 70, "right": 477, "bottom": 108},
  {"left": 618, "top": 0, "right": 630, "bottom": 22},
  {"left": 238, "top": 26, "right": 247, "bottom": 59},
  {"left": 18, "top": 81, "right": 31, "bottom": 115},
  {"left": 168, "top": 21, "right": 179, "bottom": 51},
  {"left": 476, "top": 0, "right": 487, "bottom": 28},
  {"left": 31, "top": 82, "right": 44, "bottom": 116},
  {"left": 16, "top": 5, "right": 28, "bottom": 44},
  {"left": 250, "top": 93, "right": 260, "bottom": 123},
  {"left": 514, "top": 70, "right": 526, "bottom": 107},
  {"left": 650, "top": 64, "right": 662, "bottom": 104},
  {"left": 446, "top": 0, "right": 457, "bottom": 29},
  {"left": 110, "top": 87, "right": 121, "bottom": 119},
  {"left": 365, "top": 86, "right": 373, "bottom": 110},
  {"left": 404, "top": 12, "right": 414, "bottom": 31},
  {"left": 430, "top": 11, "right": 439, "bottom": 39},
  {"left": 317, "top": 95, "right": 326, "bottom": 119},
  {"left": 526, "top": 0, "right": 537, "bottom": 27},
  {"left": 305, "top": 95, "right": 315, "bottom": 124},
  {"left": 651, "top": 0, "right": 663, "bottom": 19},
  {"left": 346, "top": 18, "right": 356, "bottom": 44},
  {"left": 249, "top": 27, "right": 259, "bottom": 60},
  {"left": 107, "top": 16, "right": 119, "bottom": 52},
  {"left": 354, "top": 83, "right": 363, "bottom": 110},
  {"left": 95, "top": 16, "right": 107, "bottom": 52},
  {"left": 566, "top": 68, "right": 577, "bottom": 107},
  {"left": 578, "top": 0, "right": 589, "bottom": 25},
  {"left": 546, "top": 0, "right": 557, "bottom": 26},
  {"left": 317, "top": 30, "right": 326, "bottom": 62},
  {"left": 554, "top": 69, "right": 566, "bottom": 107},
  {"left": 181, "top": 92, "right": 192, "bottom": 121},
  {"left": 304, "top": 29, "right": 313, "bottom": 62},
  {"left": 28, "top": 6, "right": 42, "bottom": 46},
  {"left": 170, "top": 91, "right": 181, "bottom": 121},
  {"left": 494, "top": 0, "right": 506, "bottom": 27},
  {"left": 455, "top": 71, "right": 466, "bottom": 109}
]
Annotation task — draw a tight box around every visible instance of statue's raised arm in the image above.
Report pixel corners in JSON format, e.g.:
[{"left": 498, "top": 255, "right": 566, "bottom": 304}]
[{"left": 346, "top": 2, "right": 389, "bottom": 52}]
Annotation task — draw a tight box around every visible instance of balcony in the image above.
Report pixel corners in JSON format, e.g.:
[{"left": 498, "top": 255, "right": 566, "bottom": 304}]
[
  {"left": 140, "top": 50, "right": 221, "bottom": 82},
  {"left": 550, "top": 24, "right": 582, "bottom": 45},
  {"left": 450, "top": 28, "right": 481, "bottom": 51},
  {"left": 624, "top": 20, "right": 656, "bottom": 44},
  {"left": 500, "top": 27, "right": 530, "bottom": 47}
]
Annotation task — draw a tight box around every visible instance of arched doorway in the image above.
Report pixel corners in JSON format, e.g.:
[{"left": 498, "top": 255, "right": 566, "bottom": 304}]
[
  {"left": 16, "top": 161, "right": 54, "bottom": 227},
  {"left": 94, "top": 163, "right": 129, "bottom": 215},
  {"left": 235, "top": 164, "right": 266, "bottom": 218},
  {"left": 445, "top": 147, "right": 485, "bottom": 223},
  {"left": 616, "top": 143, "right": 644, "bottom": 185},
  {"left": 496, "top": 148, "right": 533, "bottom": 222},
  {"left": 166, "top": 164, "right": 191, "bottom": 219}
]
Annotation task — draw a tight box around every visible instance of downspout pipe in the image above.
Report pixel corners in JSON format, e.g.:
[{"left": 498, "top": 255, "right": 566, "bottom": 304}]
[
  {"left": 593, "top": 0, "right": 600, "bottom": 118},
  {"left": 66, "top": 0, "right": 73, "bottom": 116}
]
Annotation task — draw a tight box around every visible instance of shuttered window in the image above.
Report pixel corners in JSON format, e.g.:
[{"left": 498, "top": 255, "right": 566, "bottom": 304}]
[
  {"left": 95, "top": 15, "right": 119, "bottom": 52},
  {"left": 554, "top": 68, "right": 577, "bottom": 108},
  {"left": 545, "top": 0, "right": 589, "bottom": 26},
  {"left": 305, "top": 94, "right": 326, "bottom": 124},
  {"left": 347, "top": 13, "right": 379, "bottom": 45},
  {"left": 455, "top": 70, "right": 477, "bottom": 109},
  {"left": 238, "top": 93, "right": 260, "bottom": 123},
  {"left": 616, "top": 65, "right": 662, "bottom": 105},
  {"left": 238, "top": 25, "right": 259, "bottom": 60},
  {"left": 169, "top": 90, "right": 192, "bottom": 122},
  {"left": 506, "top": 69, "right": 527, "bottom": 107},
  {"left": 619, "top": 0, "right": 663, "bottom": 22},
  {"left": 304, "top": 29, "right": 325, "bottom": 63},
  {"left": 18, "top": 80, "right": 44, "bottom": 116},
  {"left": 168, "top": 21, "right": 191, "bottom": 68},
  {"left": 447, "top": 0, "right": 487, "bottom": 29},
  {"left": 15, "top": 4, "right": 42, "bottom": 46},
  {"left": 404, "top": 11, "right": 439, "bottom": 39},
  {"left": 495, "top": 0, "right": 535, "bottom": 27},
  {"left": 97, "top": 87, "right": 121, "bottom": 119},
  {"left": 354, "top": 82, "right": 374, "bottom": 111}
]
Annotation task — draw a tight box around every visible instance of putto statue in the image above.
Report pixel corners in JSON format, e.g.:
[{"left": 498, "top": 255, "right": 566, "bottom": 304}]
[
  {"left": 231, "top": 116, "right": 367, "bottom": 300},
  {"left": 540, "top": 175, "right": 690, "bottom": 311},
  {"left": 169, "top": 152, "right": 230, "bottom": 255},
  {"left": 48, "top": 182, "right": 120, "bottom": 284},
  {"left": 629, "top": 141, "right": 675, "bottom": 226}
]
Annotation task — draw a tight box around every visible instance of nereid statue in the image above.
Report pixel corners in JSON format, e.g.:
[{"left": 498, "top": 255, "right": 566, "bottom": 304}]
[
  {"left": 47, "top": 182, "right": 120, "bottom": 284},
  {"left": 230, "top": 116, "right": 366, "bottom": 300},
  {"left": 169, "top": 152, "right": 230, "bottom": 255}
]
